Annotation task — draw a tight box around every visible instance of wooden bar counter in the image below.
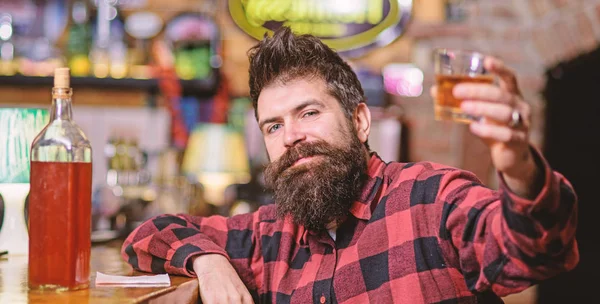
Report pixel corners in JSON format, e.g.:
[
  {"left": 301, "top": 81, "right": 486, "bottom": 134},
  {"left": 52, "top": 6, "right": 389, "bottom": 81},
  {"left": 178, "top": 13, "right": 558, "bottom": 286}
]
[{"left": 0, "top": 241, "right": 199, "bottom": 303}]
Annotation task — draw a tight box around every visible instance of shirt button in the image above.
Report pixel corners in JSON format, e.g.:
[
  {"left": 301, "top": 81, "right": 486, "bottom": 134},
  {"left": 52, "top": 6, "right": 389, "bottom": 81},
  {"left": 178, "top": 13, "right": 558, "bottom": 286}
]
[{"left": 320, "top": 295, "right": 326, "bottom": 303}]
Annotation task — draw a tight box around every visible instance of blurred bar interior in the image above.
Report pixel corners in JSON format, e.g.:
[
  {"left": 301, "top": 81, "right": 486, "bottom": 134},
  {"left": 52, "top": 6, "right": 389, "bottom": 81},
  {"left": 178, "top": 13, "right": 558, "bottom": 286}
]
[{"left": 0, "top": 1, "right": 598, "bottom": 303}]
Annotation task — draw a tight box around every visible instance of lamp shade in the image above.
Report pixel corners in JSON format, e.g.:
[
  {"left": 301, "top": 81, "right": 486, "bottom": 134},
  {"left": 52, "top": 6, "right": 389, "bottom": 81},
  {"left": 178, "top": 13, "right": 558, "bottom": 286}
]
[
  {"left": 181, "top": 123, "right": 251, "bottom": 205},
  {"left": 0, "top": 108, "right": 49, "bottom": 255}
]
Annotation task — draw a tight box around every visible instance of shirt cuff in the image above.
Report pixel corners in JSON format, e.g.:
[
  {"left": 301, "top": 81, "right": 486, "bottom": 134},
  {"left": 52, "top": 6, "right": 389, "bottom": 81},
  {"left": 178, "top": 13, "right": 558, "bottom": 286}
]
[{"left": 497, "top": 145, "right": 553, "bottom": 214}]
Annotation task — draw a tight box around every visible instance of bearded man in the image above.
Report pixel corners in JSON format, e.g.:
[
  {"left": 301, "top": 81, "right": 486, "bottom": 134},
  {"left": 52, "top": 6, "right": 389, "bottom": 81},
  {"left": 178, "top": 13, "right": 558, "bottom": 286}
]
[{"left": 122, "top": 27, "right": 578, "bottom": 304}]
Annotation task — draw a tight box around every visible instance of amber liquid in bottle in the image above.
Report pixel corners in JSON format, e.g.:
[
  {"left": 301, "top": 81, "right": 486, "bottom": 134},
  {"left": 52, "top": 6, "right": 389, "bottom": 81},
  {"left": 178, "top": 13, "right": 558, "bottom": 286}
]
[{"left": 28, "top": 68, "right": 93, "bottom": 291}]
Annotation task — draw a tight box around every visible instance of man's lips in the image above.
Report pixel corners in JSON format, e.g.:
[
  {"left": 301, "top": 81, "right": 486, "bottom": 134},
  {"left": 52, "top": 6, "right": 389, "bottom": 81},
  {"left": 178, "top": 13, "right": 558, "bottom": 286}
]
[{"left": 292, "top": 155, "right": 319, "bottom": 167}]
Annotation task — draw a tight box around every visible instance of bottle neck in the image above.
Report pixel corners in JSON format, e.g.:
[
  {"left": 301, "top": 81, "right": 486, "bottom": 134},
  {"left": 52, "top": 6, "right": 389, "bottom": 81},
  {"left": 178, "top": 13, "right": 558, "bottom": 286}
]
[{"left": 51, "top": 88, "right": 73, "bottom": 121}]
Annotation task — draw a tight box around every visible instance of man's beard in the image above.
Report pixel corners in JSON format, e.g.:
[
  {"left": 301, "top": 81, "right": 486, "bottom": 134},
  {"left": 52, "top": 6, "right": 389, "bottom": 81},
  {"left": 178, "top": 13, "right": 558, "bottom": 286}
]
[{"left": 263, "top": 129, "right": 368, "bottom": 233}]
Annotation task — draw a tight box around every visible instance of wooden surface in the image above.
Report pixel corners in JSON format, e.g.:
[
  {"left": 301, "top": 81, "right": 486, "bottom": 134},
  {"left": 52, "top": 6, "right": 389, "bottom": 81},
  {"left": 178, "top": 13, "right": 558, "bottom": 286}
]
[
  {"left": 0, "top": 242, "right": 199, "bottom": 304},
  {"left": 0, "top": 241, "right": 537, "bottom": 303}
]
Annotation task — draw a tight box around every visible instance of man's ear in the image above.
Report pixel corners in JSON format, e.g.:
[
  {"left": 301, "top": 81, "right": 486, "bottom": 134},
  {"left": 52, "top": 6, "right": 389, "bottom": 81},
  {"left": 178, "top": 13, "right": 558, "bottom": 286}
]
[{"left": 353, "top": 103, "right": 371, "bottom": 144}]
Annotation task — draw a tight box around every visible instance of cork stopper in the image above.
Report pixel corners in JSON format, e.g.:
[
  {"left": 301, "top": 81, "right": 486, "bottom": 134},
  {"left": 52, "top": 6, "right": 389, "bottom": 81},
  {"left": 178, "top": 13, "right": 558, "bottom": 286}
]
[{"left": 53, "top": 68, "right": 71, "bottom": 88}]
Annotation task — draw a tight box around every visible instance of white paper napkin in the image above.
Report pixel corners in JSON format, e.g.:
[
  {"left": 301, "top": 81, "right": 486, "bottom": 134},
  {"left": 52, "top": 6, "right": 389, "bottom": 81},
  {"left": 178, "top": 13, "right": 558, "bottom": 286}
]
[{"left": 95, "top": 272, "right": 171, "bottom": 288}]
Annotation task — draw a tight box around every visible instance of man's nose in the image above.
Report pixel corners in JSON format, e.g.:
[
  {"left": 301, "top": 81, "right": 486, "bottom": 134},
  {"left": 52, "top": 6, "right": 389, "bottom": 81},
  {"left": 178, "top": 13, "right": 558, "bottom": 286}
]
[{"left": 283, "top": 122, "right": 306, "bottom": 148}]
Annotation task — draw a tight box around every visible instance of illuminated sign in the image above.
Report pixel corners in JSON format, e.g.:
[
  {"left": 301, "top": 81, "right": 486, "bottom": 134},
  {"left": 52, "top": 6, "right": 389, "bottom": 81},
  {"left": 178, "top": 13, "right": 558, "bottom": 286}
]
[{"left": 229, "top": 0, "right": 413, "bottom": 58}]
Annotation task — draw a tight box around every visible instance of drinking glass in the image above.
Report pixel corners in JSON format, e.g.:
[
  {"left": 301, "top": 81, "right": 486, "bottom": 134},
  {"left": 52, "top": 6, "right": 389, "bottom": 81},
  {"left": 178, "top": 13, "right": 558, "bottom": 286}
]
[{"left": 433, "top": 49, "right": 493, "bottom": 123}]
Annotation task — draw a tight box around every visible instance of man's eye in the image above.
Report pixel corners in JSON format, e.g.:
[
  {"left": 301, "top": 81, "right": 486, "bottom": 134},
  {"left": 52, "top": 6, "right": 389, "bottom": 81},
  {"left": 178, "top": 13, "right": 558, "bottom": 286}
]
[
  {"left": 303, "top": 111, "right": 318, "bottom": 117},
  {"left": 267, "top": 124, "right": 282, "bottom": 134}
]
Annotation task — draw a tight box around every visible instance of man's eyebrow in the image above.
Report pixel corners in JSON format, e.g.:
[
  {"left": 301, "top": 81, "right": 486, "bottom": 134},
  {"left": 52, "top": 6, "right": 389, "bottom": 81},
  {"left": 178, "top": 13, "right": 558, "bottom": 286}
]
[{"left": 258, "top": 99, "right": 325, "bottom": 131}]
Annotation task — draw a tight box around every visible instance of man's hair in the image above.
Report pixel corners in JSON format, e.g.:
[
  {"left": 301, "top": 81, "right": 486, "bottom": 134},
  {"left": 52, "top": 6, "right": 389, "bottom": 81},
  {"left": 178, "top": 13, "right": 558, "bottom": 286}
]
[{"left": 248, "top": 27, "right": 366, "bottom": 121}]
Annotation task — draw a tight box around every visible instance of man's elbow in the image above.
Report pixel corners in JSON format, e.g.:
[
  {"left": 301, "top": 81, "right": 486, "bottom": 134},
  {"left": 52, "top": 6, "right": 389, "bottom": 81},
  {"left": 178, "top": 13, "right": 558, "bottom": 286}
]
[{"left": 534, "top": 238, "right": 580, "bottom": 279}]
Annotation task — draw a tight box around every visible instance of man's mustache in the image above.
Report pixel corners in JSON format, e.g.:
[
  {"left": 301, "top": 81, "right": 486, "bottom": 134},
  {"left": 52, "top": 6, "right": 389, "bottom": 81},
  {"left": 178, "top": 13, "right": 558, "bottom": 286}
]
[{"left": 273, "top": 141, "right": 336, "bottom": 173}]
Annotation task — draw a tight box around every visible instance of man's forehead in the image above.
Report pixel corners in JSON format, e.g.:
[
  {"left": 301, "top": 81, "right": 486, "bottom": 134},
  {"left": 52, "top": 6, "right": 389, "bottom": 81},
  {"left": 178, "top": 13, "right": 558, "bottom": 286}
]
[{"left": 256, "top": 78, "right": 332, "bottom": 119}]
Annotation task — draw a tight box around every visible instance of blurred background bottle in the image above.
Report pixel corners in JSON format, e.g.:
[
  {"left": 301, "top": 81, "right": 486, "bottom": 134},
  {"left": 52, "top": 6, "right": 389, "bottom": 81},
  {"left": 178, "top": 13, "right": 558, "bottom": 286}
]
[
  {"left": 0, "top": 14, "right": 16, "bottom": 76},
  {"left": 66, "top": 0, "right": 92, "bottom": 77}
]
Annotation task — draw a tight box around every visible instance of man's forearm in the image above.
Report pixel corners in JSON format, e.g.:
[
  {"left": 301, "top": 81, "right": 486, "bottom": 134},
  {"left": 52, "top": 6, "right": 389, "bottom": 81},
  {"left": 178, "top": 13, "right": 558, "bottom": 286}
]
[
  {"left": 502, "top": 151, "right": 544, "bottom": 200},
  {"left": 121, "top": 214, "right": 232, "bottom": 277}
]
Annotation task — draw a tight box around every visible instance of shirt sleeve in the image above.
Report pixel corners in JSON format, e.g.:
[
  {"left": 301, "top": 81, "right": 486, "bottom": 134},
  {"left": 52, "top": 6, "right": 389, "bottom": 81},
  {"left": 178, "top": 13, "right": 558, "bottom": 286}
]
[
  {"left": 437, "top": 148, "right": 579, "bottom": 296},
  {"left": 120, "top": 206, "right": 271, "bottom": 289}
]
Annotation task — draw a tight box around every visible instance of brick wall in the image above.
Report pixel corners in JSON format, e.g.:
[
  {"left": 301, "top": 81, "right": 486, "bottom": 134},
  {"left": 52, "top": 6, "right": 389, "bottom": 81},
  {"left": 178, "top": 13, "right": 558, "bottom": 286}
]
[{"left": 394, "top": 0, "right": 600, "bottom": 186}]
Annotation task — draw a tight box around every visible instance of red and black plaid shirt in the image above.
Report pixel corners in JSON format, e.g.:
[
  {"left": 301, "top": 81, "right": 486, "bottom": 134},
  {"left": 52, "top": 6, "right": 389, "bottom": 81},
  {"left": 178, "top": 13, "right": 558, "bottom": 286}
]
[{"left": 122, "top": 152, "right": 578, "bottom": 303}]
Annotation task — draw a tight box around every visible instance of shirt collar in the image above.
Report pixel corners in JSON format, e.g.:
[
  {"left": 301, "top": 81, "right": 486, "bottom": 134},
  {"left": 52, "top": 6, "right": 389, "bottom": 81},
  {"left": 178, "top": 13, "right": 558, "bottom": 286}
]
[{"left": 349, "top": 152, "right": 386, "bottom": 221}]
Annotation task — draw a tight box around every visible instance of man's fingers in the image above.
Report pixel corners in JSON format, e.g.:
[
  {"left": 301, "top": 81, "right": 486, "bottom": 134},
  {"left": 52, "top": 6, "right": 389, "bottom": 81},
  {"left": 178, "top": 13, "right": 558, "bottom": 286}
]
[
  {"left": 453, "top": 83, "right": 514, "bottom": 105},
  {"left": 236, "top": 281, "right": 254, "bottom": 304},
  {"left": 484, "top": 57, "right": 521, "bottom": 95},
  {"left": 231, "top": 293, "right": 245, "bottom": 304},
  {"left": 461, "top": 101, "right": 513, "bottom": 124},
  {"left": 242, "top": 293, "right": 255, "bottom": 304},
  {"left": 199, "top": 285, "right": 251, "bottom": 304},
  {"left": 469, "top": 121, "right": 527, "bottom": 143},
  {"left": 430, "top": 85, "right": 437, "bottom": 99}
]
